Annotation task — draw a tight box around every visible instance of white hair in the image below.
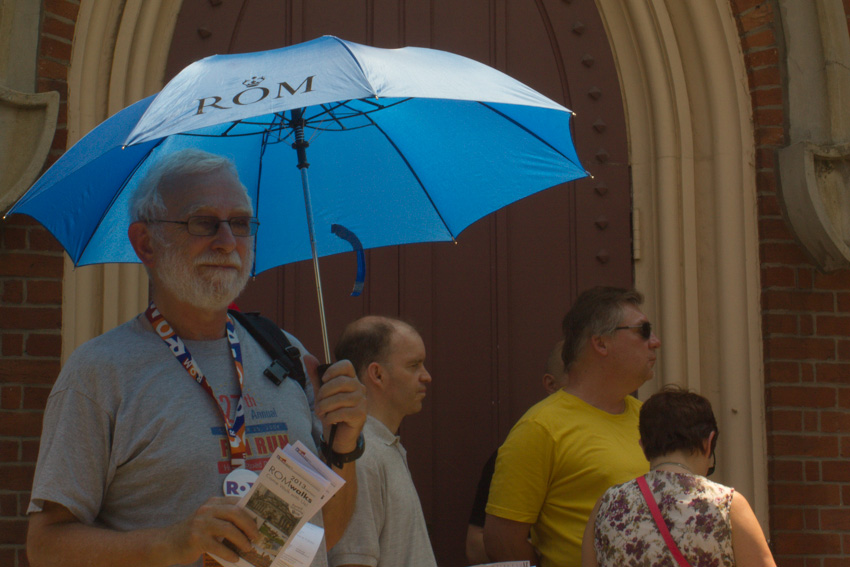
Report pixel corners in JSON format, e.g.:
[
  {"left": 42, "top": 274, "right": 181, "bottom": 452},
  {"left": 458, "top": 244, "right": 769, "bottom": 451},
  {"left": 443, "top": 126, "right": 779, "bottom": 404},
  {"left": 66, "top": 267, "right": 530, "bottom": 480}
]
[{"left": 128, "top": 148, "right": 251, "bottom": 222}]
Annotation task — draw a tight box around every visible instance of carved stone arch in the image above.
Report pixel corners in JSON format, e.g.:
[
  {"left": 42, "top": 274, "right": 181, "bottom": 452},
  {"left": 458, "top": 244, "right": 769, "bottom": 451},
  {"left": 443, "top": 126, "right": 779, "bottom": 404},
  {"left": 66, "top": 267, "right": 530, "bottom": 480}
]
[
  {"left": 62, "top": 0, "right": 181, "bottom": 356},
  {"left": 596, "top": 0, "right": 767, "bottom": 524}
]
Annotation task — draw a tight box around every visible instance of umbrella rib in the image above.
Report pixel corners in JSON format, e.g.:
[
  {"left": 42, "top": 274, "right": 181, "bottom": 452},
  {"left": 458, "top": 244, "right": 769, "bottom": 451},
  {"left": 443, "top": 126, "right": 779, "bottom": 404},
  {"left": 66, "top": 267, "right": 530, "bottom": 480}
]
[
  {"left": 222, "top": 121, "right": 240, "bottom": 136},
  {"left": 301, "top": 99, "right": 412, "bottom": 132},
  {"left": 251, "top": 134, "right": 267, "bottom": 276},
  {"left": 314, "top": 102, "right": 348, "bottom": 131},
  {"left": 361, "top": 111, "right": 457, "bottom": 240},
  {"left": 178, "top": 124, "right": 291, "bottom": 139},
  {"left": 476, "top": 102, "right": 587, "bottom": 173},
  {"left": 249, "top": 113, "right": 286, "bottom": 275}
]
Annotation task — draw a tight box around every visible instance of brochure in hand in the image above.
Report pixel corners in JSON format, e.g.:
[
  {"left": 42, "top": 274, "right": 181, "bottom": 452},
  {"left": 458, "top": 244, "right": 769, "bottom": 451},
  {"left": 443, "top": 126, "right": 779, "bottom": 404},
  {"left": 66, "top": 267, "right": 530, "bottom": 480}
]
[{"left": 210, "top": 440, "right": 345, "bottom": 567}]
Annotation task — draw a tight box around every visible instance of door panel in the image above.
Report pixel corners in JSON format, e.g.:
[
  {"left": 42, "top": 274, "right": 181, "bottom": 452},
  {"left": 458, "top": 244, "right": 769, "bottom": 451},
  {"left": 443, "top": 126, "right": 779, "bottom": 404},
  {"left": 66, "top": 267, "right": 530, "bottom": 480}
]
[{"left": 166, "top": 2, "right": 630, "bottom": 564}]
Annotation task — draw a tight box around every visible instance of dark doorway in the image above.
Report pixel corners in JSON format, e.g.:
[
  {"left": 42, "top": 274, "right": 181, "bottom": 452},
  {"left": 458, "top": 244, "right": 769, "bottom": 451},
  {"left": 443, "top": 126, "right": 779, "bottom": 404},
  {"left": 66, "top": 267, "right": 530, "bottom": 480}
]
[{"left": 166, "top": 2, "right": 630, "bottom": 564}]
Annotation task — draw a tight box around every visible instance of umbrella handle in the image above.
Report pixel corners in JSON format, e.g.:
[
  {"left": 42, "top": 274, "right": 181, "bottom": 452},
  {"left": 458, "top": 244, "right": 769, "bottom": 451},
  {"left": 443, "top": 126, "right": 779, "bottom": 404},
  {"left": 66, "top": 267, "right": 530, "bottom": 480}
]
[
  {"left": 331, "top": 224, "right": 366, "bottom": 296},
  {"left": 315, "top": 363, "right": 339, "bottom": 468}
]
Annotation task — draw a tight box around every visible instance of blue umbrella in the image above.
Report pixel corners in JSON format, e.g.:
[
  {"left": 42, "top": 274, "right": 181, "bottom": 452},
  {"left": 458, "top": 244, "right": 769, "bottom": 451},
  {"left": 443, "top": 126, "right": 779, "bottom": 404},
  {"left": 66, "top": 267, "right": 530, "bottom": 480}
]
[{"left": 6, "top": 35, "right": 588, "bottom": 360}]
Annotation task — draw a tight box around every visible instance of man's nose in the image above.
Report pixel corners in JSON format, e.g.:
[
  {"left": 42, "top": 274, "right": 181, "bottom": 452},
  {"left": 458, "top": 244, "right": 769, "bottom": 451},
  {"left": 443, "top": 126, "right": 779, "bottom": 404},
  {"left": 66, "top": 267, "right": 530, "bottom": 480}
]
[
  {"left": 649, "top": 333, "right": 661, "bottom": 349},
  {"left": 421, "top": 367, "right": 432, "bottom": 383},
  {"left": 211, "top": 220, "right": 238, "bottom": 250}
]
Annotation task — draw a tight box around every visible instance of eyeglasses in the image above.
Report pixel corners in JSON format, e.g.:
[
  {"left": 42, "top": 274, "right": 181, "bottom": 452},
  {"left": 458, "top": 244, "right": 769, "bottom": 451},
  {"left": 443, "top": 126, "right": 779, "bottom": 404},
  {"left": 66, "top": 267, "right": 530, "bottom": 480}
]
[
  {"left": 613, "top": 321, "right": 653, "bottom": 340},
  {"left": 149, "top": 216, "right": 260, "bottom": 237}
]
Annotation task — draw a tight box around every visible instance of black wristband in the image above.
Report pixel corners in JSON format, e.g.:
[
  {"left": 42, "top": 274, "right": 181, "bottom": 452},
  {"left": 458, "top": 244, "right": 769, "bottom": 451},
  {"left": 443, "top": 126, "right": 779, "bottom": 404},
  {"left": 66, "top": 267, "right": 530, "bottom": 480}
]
[{"left": 321, "top": 432, "right": 365, "bottom": 468}]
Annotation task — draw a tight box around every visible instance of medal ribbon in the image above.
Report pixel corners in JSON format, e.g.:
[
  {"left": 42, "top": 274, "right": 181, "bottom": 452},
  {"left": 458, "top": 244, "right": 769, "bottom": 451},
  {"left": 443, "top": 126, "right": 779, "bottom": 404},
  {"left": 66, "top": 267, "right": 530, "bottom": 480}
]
[{"left": 145, "top": 302, "right": 248, "bottom": 468}]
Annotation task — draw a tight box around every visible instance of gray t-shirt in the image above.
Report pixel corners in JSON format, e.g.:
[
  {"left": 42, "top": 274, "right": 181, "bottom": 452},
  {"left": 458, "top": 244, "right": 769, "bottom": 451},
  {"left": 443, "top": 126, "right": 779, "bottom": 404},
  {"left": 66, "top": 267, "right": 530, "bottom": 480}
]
[
  {"left": 328, "top": 416, "right": 437, "bottom": 567},
  {"left": 28, "top": 314, "right": 327, "bottom": 567}
]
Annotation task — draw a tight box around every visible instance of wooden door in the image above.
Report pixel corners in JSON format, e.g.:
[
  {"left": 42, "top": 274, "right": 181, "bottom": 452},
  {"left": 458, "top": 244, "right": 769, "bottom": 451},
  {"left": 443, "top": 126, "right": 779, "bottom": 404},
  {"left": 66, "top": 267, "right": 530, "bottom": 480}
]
[{"left": 166, "top": 2, "right": 630, "bottom": 564}]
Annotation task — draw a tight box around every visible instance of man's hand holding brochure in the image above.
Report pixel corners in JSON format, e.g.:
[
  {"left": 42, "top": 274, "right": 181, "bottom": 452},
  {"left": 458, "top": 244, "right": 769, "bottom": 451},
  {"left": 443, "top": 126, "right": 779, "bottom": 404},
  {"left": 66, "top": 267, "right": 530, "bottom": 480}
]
[{"left": 211, "top": 440, "right": 345, "bottom": 567}]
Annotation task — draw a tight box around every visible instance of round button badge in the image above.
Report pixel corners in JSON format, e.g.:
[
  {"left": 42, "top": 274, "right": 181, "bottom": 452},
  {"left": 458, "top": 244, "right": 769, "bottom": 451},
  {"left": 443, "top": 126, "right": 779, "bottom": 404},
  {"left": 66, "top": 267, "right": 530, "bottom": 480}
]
[{"left": 223, "top": 468, "right": 259, "bottom": 497}]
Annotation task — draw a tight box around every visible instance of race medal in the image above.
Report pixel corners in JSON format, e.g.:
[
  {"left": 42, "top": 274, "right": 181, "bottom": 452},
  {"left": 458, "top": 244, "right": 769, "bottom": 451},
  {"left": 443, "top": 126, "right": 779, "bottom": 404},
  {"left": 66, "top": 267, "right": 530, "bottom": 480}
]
[{"left": 223, "top": 467, "right": 259, "bottom": 497}]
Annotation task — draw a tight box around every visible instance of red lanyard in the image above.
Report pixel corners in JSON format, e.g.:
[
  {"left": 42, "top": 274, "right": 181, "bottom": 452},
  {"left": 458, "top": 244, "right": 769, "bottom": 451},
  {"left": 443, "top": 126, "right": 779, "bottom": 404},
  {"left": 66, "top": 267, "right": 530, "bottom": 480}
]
[{"left": 145, "top": 302, "right": 249, "bottom": 468}]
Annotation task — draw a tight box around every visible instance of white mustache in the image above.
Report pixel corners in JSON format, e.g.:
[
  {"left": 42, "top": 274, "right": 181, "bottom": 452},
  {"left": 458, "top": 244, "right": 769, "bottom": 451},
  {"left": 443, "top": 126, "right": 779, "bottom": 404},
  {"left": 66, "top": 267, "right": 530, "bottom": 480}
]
[{"left": 194, "top": 251, "right": 242, "bottom": 269}]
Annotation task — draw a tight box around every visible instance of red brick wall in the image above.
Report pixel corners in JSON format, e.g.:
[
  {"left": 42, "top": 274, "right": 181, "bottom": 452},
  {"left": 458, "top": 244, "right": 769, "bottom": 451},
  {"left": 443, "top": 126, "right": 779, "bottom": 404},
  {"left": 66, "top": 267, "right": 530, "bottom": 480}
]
[
  {"left": 733, "top": 0, "right": 850, "bottom": 563},
  {"left": 0, "top": 1, "right": 76, "bottom": 564}
]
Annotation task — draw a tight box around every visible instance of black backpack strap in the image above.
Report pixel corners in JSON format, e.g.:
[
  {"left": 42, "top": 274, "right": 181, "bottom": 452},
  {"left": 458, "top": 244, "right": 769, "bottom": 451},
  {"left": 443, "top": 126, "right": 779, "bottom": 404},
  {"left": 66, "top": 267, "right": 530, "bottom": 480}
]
[{"left": 228, "top": 310, "right": 307, "bottom": 390}]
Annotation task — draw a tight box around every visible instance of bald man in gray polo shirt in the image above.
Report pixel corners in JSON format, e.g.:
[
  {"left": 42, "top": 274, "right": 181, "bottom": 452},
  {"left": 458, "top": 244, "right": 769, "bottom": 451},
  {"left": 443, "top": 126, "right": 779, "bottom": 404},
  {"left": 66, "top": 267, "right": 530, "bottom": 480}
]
[{"left": 328, "top": 316, "right": 438, "bottom": 567}]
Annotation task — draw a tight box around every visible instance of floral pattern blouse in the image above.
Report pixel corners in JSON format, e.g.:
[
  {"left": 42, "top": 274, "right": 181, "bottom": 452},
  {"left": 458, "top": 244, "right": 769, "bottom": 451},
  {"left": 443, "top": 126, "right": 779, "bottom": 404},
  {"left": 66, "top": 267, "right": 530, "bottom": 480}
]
[{"left": 593, "top": 471, "right": 735, "bottom": 567}]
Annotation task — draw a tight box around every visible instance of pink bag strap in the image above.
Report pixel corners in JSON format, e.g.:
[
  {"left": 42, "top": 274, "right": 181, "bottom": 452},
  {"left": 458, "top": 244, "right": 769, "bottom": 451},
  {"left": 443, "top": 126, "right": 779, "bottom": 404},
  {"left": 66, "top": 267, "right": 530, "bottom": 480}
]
[{"left": 636, "top": 475, "right": 693, "bottom": 567}]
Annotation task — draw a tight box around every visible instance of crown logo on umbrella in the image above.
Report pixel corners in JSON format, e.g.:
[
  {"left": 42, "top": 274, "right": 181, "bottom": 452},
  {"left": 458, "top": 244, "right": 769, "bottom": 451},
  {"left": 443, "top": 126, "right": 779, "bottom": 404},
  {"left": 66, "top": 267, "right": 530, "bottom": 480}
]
[{"left": 243, "top": 76, "right": 265, "bottom": 88}]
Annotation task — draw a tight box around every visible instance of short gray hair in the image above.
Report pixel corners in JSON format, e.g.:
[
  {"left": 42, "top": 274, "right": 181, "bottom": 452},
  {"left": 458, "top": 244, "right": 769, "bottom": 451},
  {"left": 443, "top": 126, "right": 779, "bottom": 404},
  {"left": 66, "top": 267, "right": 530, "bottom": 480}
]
[
  {"left": 128, "top": 148, "right": 249, "bottom": 222},
  {"left": 561, "top": 287, "right": 644, "bottom": 371}
]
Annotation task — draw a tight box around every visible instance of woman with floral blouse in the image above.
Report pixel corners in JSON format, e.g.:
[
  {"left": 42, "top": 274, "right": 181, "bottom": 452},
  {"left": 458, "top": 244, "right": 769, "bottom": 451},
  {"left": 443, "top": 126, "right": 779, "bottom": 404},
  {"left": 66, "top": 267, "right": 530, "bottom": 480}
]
[{"left": 582, "top": 386, "right": 775, "bottom": 567}]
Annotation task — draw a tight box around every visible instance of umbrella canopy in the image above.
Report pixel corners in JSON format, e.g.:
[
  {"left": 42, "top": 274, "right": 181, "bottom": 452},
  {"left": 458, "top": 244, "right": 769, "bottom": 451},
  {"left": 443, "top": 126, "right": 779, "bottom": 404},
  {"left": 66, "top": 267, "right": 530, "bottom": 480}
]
[{"left": 8, "top": 35, "right": 587, "bottom": 275}]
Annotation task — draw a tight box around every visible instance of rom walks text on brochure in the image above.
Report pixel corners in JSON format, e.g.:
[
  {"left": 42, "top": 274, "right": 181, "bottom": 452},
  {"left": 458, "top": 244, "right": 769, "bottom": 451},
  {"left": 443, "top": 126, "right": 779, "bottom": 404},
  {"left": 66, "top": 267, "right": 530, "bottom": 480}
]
[{"left": 210, "top": 441, "right": 344, "bottom": 567}]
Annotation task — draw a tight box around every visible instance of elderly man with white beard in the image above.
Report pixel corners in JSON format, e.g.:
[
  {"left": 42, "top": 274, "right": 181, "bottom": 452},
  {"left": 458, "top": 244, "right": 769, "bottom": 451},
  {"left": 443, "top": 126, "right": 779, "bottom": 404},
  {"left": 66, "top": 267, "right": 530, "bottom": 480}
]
[{"left": 26, "top": 149, "right": 368, "bottom": 567}]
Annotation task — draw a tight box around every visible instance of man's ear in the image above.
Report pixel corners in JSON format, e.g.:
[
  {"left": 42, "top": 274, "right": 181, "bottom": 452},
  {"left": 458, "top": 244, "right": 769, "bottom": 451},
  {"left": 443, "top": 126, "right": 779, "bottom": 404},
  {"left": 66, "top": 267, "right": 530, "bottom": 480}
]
[
  {"left": 590, "top": 334, "right": 608, "bottom": 356},
  {"left": 365, "top": 361, "right": 384, "bottom": 388},
  {"left": 128, "top": 221, "right": 156, "bottom": 268},
  {"left": 542, "top": 373, "right": 558, "bottom": 395}
]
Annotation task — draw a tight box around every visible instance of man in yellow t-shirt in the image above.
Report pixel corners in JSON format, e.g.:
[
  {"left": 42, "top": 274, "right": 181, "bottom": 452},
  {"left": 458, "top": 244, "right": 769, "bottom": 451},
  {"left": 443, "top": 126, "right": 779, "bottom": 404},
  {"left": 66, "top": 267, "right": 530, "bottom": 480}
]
[
  {"left": 484, "top": 287, "right": 661, "bottom": 567},
  {"left": 465, "top": 340, "right": 569, "bottom": 566}
]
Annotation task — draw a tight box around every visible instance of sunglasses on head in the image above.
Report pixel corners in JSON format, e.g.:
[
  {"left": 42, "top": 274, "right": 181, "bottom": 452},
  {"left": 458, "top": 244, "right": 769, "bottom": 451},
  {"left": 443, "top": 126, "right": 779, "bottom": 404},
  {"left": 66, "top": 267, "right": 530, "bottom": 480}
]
[{"left": 613, "top": 321, "right": 653, "bottom": 340}]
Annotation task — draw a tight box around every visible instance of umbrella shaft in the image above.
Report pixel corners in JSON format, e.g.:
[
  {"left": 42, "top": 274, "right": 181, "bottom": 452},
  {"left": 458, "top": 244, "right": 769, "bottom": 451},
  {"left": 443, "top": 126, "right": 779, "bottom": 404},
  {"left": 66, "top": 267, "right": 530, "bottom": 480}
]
[{"left": 299, "top": 166, "right": 331, "bottom": 364}]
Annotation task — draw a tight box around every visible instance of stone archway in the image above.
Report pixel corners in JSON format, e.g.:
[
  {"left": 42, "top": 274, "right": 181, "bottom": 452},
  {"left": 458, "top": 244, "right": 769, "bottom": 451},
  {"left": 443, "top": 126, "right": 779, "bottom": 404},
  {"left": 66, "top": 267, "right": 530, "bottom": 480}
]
[
  {"left": 61, "top": 0, "right": 180, "bottom": 357},
  {"left": 597, "top": 0, "right": 766, "bottom": 523},
  {"left": 65, "top": 0, "right": 767, "bottom": 526}
]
